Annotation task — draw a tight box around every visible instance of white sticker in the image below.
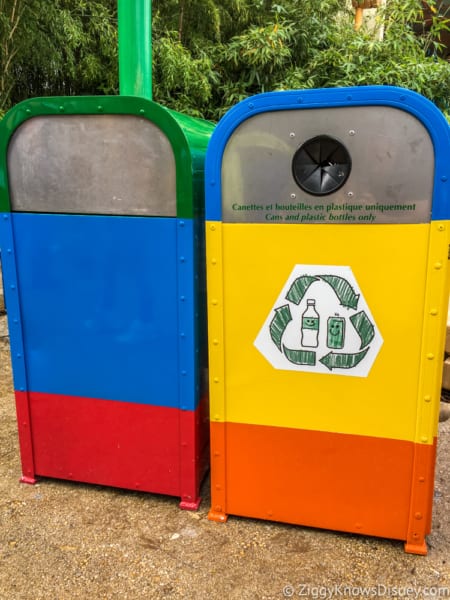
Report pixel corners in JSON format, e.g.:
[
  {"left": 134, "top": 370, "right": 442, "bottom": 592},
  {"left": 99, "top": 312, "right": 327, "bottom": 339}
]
[{"left": 254, "top": 265, "right": 383, "bottom": 377}]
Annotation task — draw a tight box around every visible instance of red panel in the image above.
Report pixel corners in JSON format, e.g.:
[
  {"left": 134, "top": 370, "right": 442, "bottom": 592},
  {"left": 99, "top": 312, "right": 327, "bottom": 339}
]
[
  {"left": 14, "top": 391, "right": 37, "bottom": 484},
  {"left": 179, "top": 394, "right": 210, "bottom": 509},
  {"left": 16, "top": 391, "right": 205, "bottom": 499},
  {"left": 209, "top": 421, "right": 432, "bottom": 542}
]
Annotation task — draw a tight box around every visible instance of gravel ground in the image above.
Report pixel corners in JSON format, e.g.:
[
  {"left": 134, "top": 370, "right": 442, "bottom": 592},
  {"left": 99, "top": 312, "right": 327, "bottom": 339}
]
[{"left": 0, "top": 312, "right": 449, "bottom": 600}]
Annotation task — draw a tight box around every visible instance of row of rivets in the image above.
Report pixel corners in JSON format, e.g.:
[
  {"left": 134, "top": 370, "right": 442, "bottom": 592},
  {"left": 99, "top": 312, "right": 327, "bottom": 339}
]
[
  {"left": 22, "top": 104, "right": 151, "bottom": 116},
  {"left": 420, "top": 222, "right": 447, "bottom": 444}
]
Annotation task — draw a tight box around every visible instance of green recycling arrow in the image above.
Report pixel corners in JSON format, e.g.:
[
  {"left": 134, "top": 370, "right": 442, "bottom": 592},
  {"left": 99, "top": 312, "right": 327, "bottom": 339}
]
[
  {"left": 269, "top": 304, "right": 292, "bottom": 351},
  {"left": 319, "top": 275, "right": 360, "bottom": 309},
  {"left": 319, "top": 347, "right": 369, "bottom": 371},
  {"left": 283, "top": 346, "right": 316, "bottom": 366},
  {"left": 286, "top": 275, "right": 319, "bottom": 305},
  {"left": 350, "top": 311, "right": 375, "bottom": 350}
]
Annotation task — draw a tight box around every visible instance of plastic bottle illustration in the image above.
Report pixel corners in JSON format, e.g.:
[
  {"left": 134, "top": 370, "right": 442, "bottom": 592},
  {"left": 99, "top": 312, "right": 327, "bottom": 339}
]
[{"left": 301, "top": 299, "right": 320, "bottom": 348}]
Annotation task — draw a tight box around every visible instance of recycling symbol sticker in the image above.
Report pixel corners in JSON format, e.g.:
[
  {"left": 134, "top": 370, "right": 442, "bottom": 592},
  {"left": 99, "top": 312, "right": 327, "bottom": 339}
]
[{"left": 254, "top": 265, "right": 383, "bottom": 377}]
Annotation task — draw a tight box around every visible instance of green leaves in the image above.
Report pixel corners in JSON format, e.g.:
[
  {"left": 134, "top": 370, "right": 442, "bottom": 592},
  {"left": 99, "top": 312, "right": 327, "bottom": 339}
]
[
  {"left": 1, "top": 0, "right": 450, "bottom": 123},
  {"left": 0, "top": 0, "right": 118, "bottom": 111}
]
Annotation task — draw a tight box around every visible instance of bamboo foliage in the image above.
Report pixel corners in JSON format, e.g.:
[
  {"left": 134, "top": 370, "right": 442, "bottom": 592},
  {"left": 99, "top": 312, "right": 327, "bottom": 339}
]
[{"left": 1, "top": 0, "right": 450, "bottom": 120}]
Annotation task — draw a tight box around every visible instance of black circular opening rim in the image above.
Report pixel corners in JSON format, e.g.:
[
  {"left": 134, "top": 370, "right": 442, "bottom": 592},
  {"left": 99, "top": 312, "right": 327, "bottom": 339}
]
[{"left": 292, "top": 135, "right": 352, "bottom": 197}]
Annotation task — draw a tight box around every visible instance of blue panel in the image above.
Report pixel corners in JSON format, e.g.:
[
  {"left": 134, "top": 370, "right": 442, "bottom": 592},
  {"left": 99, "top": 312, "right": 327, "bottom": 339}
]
[
  {"left": 176, "top": 218, "right": 197, "bottom": 412},
  {"left": 205, "top": 86, "right": 450, "bottom": 222},
  {"left": 0, "top": 213, "right": 28, "bottom": 392},
  {"left": 10, "top": 213, "right": 198, "bottom": 409}
]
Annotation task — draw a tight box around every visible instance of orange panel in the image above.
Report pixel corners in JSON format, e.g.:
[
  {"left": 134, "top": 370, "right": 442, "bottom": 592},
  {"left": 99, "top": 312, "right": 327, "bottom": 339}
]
[{"left": 209, "top": 421, "right": 436, "bottom": 544}]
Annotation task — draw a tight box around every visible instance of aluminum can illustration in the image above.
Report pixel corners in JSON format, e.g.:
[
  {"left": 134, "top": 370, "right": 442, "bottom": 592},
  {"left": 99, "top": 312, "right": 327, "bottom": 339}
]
[{"left": 327, "top": 316, "right": 345, "bottom": 349}]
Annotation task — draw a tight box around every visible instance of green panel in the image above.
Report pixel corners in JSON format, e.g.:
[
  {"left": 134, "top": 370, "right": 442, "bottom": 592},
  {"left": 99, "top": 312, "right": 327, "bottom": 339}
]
[{"left": 0, "top": 96, "right": 214, "bottom": 217}]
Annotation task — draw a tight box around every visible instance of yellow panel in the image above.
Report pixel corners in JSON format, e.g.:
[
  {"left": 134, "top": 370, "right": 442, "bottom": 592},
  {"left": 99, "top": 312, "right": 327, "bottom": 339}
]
[
  {"left": 206, "top": 222, "right": 226, "bottom": 423},
  {"left": 414, "top": 221, "right": 450, "bottom": 444},
  {"left": 206, "top": 221, "right": 447, "bottom": 443}
]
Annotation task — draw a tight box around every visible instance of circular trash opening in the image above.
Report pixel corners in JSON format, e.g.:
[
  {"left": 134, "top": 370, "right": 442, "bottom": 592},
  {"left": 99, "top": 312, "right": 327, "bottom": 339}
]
[{"left": 292, "top": 135, "right": 351, "bottom": 196}]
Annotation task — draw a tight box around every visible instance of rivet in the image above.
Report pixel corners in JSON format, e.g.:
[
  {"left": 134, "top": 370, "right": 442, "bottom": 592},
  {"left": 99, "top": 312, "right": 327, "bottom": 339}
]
[
  {"left": 430, "top": 308, "right": 438, "bottom": 316},
  {"left": 181, "top": 370, "right": 187, "bottom": 376},
  {"left": 10, "top": 284, "right": 16, "bottom": 290},
  {"left": 210, "top": 181, "right": 216, "bottom": 187},
  {"left": 400, "top": 95, "right": 406, "bottom": 101},
  {"left": 248, "top": 102, "right": 254, "bottom": 109},
  {"left": 97, "top": 105, "right": 104, "bottom": 112},
  {"left": 210, "top": 225, "right": 216, "bottom": 231},
  {"left": 58, "top": 106, "right": 65, "bottom": 113},
  {"left": 180, "top": 332, "right": 185, "bottom": 338},
  {"left": 434, "top": 262, "right": 442, "bottom": 270},
  {"left": 214, "top": 414, "right": 220, "bottom": 420},
  {"left": 426, "top": 353, "right": 435, "bottom": 360},
  {"left": 213, "top": 451, "right": 220, "bottom": 458},
  {"left": 214, "top": 377, "right": 219, "bottom": 383},
  {"left": 180, "top": 295, "right": 186, "bottom": 301},
  {"left": 20, "top": 386, "right": 25, "bottom": 391},
  {"left": 290, "top": 193, "right": 296, "bottom": 199},
  {"left": 347, "top": 191, "right": 354, "bottom": 197},
  {"left": 297, "top": 97, "right": 303, "bottom": 104},
  {"left": 7, "top": 248, "right": 12, "bottom": 253},
  {"left": 25, "top": 109, "right": 31, "bottom": 115},
  {"left": 441, "top": 176, "right": 448, "bottom": 183},
  {"left": 179, "top": 221, "right": 185, "bottom": 227},
  {"left": 13, "top": 319, "right": 18, "bottom": 324},
  {"left": 16, "top": 353, "right": 21, "bottom": 359},
  {"left": 421, "top": 436, "right": 428, "bottom": 443},
  {"left": 211, "top": 258, "right": 217, "bottom": 265},
  {"left": 3, "top": 214, "right": 8, "bottom": 220},
  {"left": 415, "top": 512, "right": 423, "bottom": 520},
  {"left": 212, "top": 299, "right": 218, "bottom": 305},
  {"left": 213, "top": 339, "right": 219, "bottom": 345},
  {"left": 180, "top": 256, "right": 186, "bottom": 262},
  {"left": 347, "top": 95, "right": 352, "bottom": 101},
  {"left": 424, "top": 395, "right": 431, "bottom": 402},
  {"left": 267, "top": 511, "right": 273, "bottom": 517},
  {"left": 413, "top": 533, "right": 419, "bottom": 539},
  {"left": 215, "top": 505, "right": 222, "bottom": 512},
  {"left": 419, "top": 476, "right": 425, "bottom": 483},
  {"left": 349, "top": 130, "right": 356, "bottom": 136},
  {"left": 289, "top": 132, "right": 295, "bottom": 138},
  {"left": 139, "top": 109, "right": 145, "bottom": 115},
  {"left": 438, "top": 224, "right": 446, "bottom": 231},
  {"left": 181, "top": 406, "right": 187, "bottom": 411},
  {"left": 355, "top": 523, "right": 362, "bottom": 530},
  {"left": 215, "top": 485, "right": 221, "bottom": 491}
]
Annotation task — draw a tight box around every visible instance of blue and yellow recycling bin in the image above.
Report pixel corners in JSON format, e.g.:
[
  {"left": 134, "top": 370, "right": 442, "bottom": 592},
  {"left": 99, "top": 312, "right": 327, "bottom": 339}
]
[{"left": 205, "top": 86, "right": 450, "bottom": 553}]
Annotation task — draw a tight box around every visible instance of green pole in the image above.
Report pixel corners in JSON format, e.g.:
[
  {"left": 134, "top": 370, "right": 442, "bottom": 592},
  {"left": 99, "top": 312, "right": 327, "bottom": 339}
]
[{"left": 118, "top": 0, "right": 152, "bottom": 99}]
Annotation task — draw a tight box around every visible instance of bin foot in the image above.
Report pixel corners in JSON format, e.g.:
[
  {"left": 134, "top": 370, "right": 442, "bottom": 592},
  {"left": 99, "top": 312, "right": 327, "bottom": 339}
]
[
  {"left": 179, "top": 497, "right": 201, "bottom": 511},
  {"left": 208, "top": 509, "right": 228, "bottom": 523},
  {"left": 19, "top": 475, "right": 37, "bottom": 485},
  {"left": 404, "top": 540, "right": 428, "bottom": 555}
]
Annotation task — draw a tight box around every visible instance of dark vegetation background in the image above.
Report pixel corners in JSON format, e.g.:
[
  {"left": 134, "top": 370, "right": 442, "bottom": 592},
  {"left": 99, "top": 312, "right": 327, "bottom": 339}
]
[{"left": 1, "top": 0, "right": 450, "bottom": 121}]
